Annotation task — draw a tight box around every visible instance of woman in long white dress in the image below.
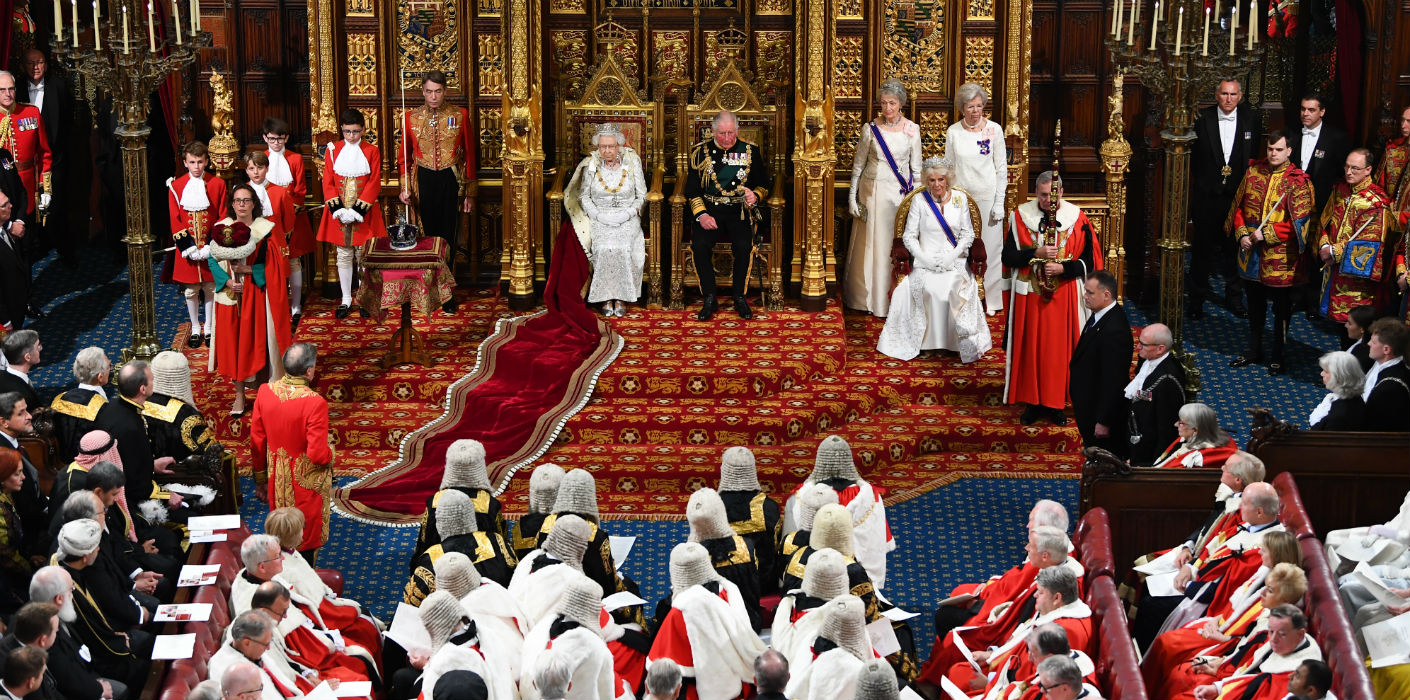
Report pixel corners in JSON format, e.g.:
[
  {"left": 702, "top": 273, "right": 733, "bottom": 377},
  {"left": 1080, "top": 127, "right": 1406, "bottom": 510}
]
[
  {"left": 943, "top": 82, "right": 1009, "bottom": 315},
  {"left": 877, "top": 157, "right": 992, "bottom": 363},
  {"left": 846, "top": 78, "right": 923, "bottom": 317},
  {"left": 565, "top": 123, "right": 648, "bottom": 317}
]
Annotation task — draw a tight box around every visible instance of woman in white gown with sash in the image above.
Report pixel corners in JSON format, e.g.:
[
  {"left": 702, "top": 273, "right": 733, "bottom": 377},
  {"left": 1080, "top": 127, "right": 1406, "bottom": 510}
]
[
  {"left": 943, "top": 82, "right": 1009, "bottom": 315},
  {"left": 846, "top": 78, "right": 923, "bottom": 317},
  {"left": 564, "top": 123, "right": 648, "bottom": 317},
  {"left": 877, "top": 157, "right": 992, "bottom": 362}
]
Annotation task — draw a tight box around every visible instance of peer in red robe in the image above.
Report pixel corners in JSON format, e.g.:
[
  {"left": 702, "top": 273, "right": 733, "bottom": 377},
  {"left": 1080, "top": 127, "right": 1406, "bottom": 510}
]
[
  {"left": 251, "top": 368, "right": 335, "bottom": 555},
  {"left": 1001, "top": 176, "right": 1101, "bottom": 424}
]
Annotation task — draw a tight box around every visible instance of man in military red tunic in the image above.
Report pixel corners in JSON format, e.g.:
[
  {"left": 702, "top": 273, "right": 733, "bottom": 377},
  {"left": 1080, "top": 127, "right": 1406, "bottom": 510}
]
[
  {"left": 167, "top": 142, "right": 229, "bottom": 349},
  {"left": 318, "top": 110, "right": 385, "bottom": 320},
  {"left": 1227, "top": 131, "right": 1315, "bottom": 376},
  {"left": 1002, "top": 170, "right": 1101, "bottom": 426},
  {"left": 250, "top": 342, "right": 334, "bottom": 564},
  {"left": 398, "top": 70, "right": 476, "bottom": 245},
  {"left": 1314, "top": 148, "right": 1391, "bottom": 331},
  {"left": 0, "top": 70, "right": 50, "bottom": 224}
]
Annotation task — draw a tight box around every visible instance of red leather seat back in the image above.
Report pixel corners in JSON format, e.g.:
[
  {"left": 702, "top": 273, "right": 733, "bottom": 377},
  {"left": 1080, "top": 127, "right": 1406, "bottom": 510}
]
[
  {"left": 1085, "top": 575, "right": 1150, "bottom": 700},
  {"left": 1273, "top": 472, "right": 1316, "bottom": 540},
  {"left": 317, "top": 568, "right": 346, "bottom": 597},
  {"left": 1076, "top": 508, "right": 1115, "bottom": 588},
  {"left": 194, "top": 583, "right": 231, "bottom": 632},
  {"left": 1299, "top": 538, "right": 1375, "bottom": 700}
]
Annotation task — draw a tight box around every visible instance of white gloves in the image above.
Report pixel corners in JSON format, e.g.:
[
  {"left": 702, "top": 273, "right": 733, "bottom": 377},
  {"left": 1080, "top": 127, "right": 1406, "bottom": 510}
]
[
  {"left": 1370, "top": 524, "right": 1400, "bottom": 540},
  {"left": 848, "top": 190, "right": 861, "bottom": 219},
  {"left": 990, "top": 203, "right": 1005, "bottom": 225},
  {"left": 181, "top": 246, "right": 209, "bottom": 261},
  {"left": 38, "top": 193, "right": 50, "bottom": 209},
  {"left": 181, "top": 246, "right": 197, "bottom": 260},
  {"left": 333, "top": 208, "right": 364, "bottom": 225}
]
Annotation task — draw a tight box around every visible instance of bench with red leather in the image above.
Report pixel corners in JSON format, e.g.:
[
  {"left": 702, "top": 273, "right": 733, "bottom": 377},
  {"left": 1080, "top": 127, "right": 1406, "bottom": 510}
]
[
  {"left": 1273, "top": 472, "right": 1316, "bottom": 540},
  {"left": 1085, "top": 574, "right": 1150, "bottom": 700},
  {"left": 1299, "top": 537, "right": 1374, "bottom": 700},
  {"left": 1075, "top": 507, "right": 1115, "bottom": 589}
]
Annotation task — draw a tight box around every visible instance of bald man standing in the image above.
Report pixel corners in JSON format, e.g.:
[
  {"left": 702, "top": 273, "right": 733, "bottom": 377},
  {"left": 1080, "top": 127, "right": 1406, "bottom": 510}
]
[{"left": 1125, "top": 323, "right": 1187, "bottom": 465}]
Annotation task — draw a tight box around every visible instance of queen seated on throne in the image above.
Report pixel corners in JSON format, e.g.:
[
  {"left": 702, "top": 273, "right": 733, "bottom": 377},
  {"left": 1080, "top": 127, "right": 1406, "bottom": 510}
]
[
  {"left": 877, "top": 156, "right": 992, "bottom": 363},
  {"left": 563, "top": 123, "right": 649, "bottom": 317}
]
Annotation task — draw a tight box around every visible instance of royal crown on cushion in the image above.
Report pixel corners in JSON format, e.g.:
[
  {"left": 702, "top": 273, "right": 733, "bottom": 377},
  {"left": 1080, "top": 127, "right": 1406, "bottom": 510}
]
[{"left": 387, "top": 219, "right": 419, "bottom": 251}]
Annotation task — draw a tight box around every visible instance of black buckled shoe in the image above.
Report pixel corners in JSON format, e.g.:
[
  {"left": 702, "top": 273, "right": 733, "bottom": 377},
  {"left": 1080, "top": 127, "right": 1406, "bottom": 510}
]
[
  {"left": 187, "top": 331, "right": 203, "bottom": 349},
  {"left": 1267, "top": 362, "right": 1286, "bottom": 376},
  {"left": 26, "top": 305, "right": 45, "bottom": 319},
  {"left": 733, "top": 296, "right": 753, "bottom": 320},
  {"left": 335, "top": 304, "right": 353, "bottom": 320},
  {"left": 1228, "top": 355, "right": 1260, "bottom": 368},
  {"left": 1049, "top": 408, "right": 1069, "bottom": 426},
  {"left": 697, "top": 296, "right": 718, "bottom": 321}
]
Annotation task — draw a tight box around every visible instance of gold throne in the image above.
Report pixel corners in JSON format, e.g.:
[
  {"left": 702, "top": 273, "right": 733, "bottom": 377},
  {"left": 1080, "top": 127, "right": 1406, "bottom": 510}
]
[
  {"left": 669, "top": 26, "right": 787, "bottom": 311},
  {"left": 545, "top": 19, "right": 667, "bottom": 306}
]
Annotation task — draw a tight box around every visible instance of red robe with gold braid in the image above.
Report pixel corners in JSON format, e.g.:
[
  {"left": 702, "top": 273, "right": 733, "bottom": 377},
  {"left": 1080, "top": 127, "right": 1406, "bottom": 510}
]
[
  {"left": 1314, "top": 178, "right": 1392, "bottom": 321},
  {"left": 943, "top": 601, "right": 1094, "bottom": 693},
  {"left": 266, "top": 148, "right": 317, "bottom": 257},
  {"left": 208, "top": 217, "right": 293, "bottom": 382},
  {"left": 1003, "top": 199, "right": 1102, "bottom": 410},
  {"left": 1377, "top": 136, "right": 1410, "bottom": 232},
  {"left": 399, "top": 105, "right": 477, "bottom": 194},
  {"left": 251, "top": 375, "right": 335, "bottom": 550},
  {"left": 1227, "top": 160, "right": 1315, "bottom": 288},
  {"left": 168, "top": 173, "right": 229, "bottom": 284},
  {"left": 0, "top": 102, "right": 50, "bottom": 215},
  {"left": 1144, "top": 598, "right": 1269, "bottom": 698},
  {"left": 317, "top": 139, "right": 385, "bottom": 248}
]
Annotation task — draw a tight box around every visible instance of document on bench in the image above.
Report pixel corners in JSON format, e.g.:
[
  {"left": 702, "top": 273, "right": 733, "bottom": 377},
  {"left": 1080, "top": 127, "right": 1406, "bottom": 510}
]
[
  {"left": 187, "top": 514, "right": 242, "bottom": 531},
  {"left": 1134, "top": 548, "right": 1182, "bottom": 576},
  {"left": 1145, "top": 570, "right": 1182, "bottom": 598},
  {"left": 609, "top": 536, "right": 635, "bottom": 571},
  {"left": 1353, "top": 562, "right": 1409, "bottom": 608},
  {"left": 386, "top": 603, "right": 432, "bottom": 652},
  {"left": 188, "top": 530, "right": 228, "bottom": 543},
  {"left": 1339, "top": 538, "right": 1396, "bottom": 564},
  {"left": 152, "top": 633, "right": 196, "bottom": 660},
  {"left": 867, "top": 618, "right": 902, "bottom": 658},
  {"left": 1364, "top": 613, "right": 1410, "bottom": 668},
  {"left": 938, "top": 675, "right": 972, "bottom": 700},
  {"left": 176, "top": 564, "right": 221, "bottom": 587},
  {"left": 155, "top": 603, "right": 213, "bottom": 623}
]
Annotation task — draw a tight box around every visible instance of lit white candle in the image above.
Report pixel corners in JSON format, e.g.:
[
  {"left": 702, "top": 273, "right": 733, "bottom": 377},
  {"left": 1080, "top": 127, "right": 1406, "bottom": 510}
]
[
  {"left": 1202, "top": 6, "right": 1210, "bottom": 55},
  {"left": 1150, "top": 1, "right": 1160, "bottom": 51},
  {"left": 191, "top": 0, "right": 198, "bottom": 31},
  {"left": 1215, "top": 0, "right": 1220, "bottom": 19},
  {"left": 1247, "top": 0, "right": 1255, "bottom": 49},
  {"left": 123, "top": 5, "right": 130, "bottom": 53},
  {"left": 1113, "top": 0, "right": 1121, "bottom": 36},
  {"left": 1174, "top": 7, "right": 1183, "bottom": 55},
  {"left": 1229, "top": 4, "right": 1237, "bottom": 56},
  {"left": 1129, "top": 0, "right": 1139, "bottom": 45},
  {"left": 70, "top": 0, "right": 78, "bottom": 47},
  {"left": 148, "top": 1, "right": 156, "bottom": 51},
  {"left": 171, "top": 0, "right": 181, "bottom": 44},
  {"left": 53, "top": 0, "right": 62, "bottom": 44},
  {"left": 93, "top": 1, "right": 101, "bottom": 50}
]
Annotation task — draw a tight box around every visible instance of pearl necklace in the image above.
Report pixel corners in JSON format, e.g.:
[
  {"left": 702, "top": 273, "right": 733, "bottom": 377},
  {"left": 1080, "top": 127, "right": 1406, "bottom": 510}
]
[
  {"left": 882, "top": 116, "right": 903, "bottom": 128},
  {"left": 963, "top": 118, "right": 985, "bottom": 132},
  {"left": 595, "top": 163, "right": 628, "bottom": 193}
]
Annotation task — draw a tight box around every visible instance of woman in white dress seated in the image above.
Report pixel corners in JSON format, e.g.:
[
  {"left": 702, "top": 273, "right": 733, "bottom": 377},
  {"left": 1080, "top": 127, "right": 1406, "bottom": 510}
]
[
  {"left": 564, "top": 123, "right": 648, "bottom": 317},
  {"left": 877, "top": 157, "right": 992, "bottom": 362}
]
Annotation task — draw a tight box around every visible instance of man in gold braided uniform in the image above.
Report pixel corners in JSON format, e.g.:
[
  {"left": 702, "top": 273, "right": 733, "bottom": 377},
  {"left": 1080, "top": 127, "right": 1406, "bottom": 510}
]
[
  {"left": 398, "top": 71, "right": 476, "bottom": 253},
  {"left": 48, "top": 346, "right": 109, "bottom": 465},
  {"left": 1313, "top": 148, "right": 1392, "bottom": 330},
  {"left": 1228, "top": 130, "right": 1315, "bottom": 376},
  {"left": 685, "top": 110, "right": 771, "bottom": 321},
  {"left": 0, "top": 72, "right": 49, "bottom": 227},
  {"left": 403, "top": 489, "right": 515, "bottom": 605}
]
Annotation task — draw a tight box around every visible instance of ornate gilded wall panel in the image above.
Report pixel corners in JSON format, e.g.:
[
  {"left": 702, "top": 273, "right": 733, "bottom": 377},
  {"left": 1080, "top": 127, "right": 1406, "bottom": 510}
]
[
  {"left": 347, "top": 0, "right": 375, "bottom": 16},
  {"left": 920, "top": 110, "right": 949, "bottom": 157},
  {"left": 835, "top": 110, "right": 862, "bottom": 168},
  {"left": 605, "top": 38, "right": 640, "bottom": 80},
  {"left": 963, "top": 36, "right": 994, "bottom": 98},
  {"left": 357, "top": 107, "right": 380, "bottom": 144},
  {"left": 834, "top": 36, "right": 863, "bottom": 100},
  {"left": 479, "top": 0, "right": 502, "bottom": 15},
  {"left": 479, "top": 35, "right": 505, "bottom": 96},
  {"left": 550, "top": 30, "right": 590, "bottom": 98},
  {"left": 838, "top": 0, "right": 862, "bottom": 18},
  {"left": 479, "top": 107, "right": 504, "bottom": 168},
  {"left": 755, "top": 31, "right": 792, "bottom": 87},
  {"left": 757, "top": 0, "right": 792, "bottom": 14},
  {"left": 704, "top": 31, "right": 726, "bottom": 75},
  {"left": 967, "top": 0, "right": 994, "bottom": 19},
  {"left": 884, "top": 0, "right": 947, "bottom": 93},
  {"left": 653, "top": 31, "right": 690, "bottom": 82},
  {"left": 397, "top": 0, "right": 460, "bottom": 91},
  {"left": 347, "top": 34, "right": 378, "bottom": 96},
  {"left": 550, "top": 0, "right": 585, "bottom": 12}
]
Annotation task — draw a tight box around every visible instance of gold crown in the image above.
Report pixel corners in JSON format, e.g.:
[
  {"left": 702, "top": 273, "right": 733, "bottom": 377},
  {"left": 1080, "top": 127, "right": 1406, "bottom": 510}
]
[
  {"left": 595, "top": 12, "right": 633, "bottom": 52},
  {"left": 715, "top": 21, "right": 749, "bottom": 57}
]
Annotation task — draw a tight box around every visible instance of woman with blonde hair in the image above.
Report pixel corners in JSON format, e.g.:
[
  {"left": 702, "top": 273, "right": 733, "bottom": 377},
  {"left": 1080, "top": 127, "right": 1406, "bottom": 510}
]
[
  {"left": 846, "top": 78, "right": 923, "bottom": 316},
  {"left": 943, "top": 82, "right": 1008, "bottom": 314}
]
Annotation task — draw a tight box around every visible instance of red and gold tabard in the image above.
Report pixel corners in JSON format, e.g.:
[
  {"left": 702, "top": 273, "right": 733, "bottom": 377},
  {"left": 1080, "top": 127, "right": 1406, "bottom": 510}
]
[
  {"left": 317, "top": 139, "right": 385, "bottom": 248},
  {"left": 399, "top": 104, "right": 477, "bottom": 189},
  {"left": 1314, "top": 178, "right": 1391, "bottom": 321},
  {"left": 167, "top": 173, "right": 229, "bottom": 284},
  {"left": 251, "top": 375, "right": 335, "bottom": 550},
  {"left": 1378, "top": 136, "right": 1410, "bottom": 232},
  {"left": 0, "top": 102, "right": 50, "bottom": 214},
  {"left": 1227, "top": 160, "right": 1315, "bottom": 288},
  {"left": 267, "top": 148, "right": 316, "bottom": 257}
]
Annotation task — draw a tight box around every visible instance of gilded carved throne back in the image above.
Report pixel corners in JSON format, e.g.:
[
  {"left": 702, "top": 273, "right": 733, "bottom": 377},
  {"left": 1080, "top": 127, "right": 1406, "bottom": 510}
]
[
  {"left": 546, "top": 21, "right": 667, "bottom": 306},
  {"left": 669, "top": 30, "right": 788, "bottom": 311}
]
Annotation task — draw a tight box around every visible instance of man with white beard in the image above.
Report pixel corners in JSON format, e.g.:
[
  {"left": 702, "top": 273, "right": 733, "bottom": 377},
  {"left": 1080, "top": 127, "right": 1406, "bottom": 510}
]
[{"left": 29, "top": 566, "right": 124, "bottom": 700}]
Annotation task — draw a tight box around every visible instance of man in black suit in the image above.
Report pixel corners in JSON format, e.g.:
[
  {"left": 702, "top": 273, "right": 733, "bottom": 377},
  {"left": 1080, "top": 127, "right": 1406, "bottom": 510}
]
[
  {"left": 1189, "top": 78, "right": 1262, "bottom": 319},
  {"left": 0, "top": 602, "right": 63, "bottom": 700},
  {"left": 0, "top": 390, "right": 47, "bottom": 556},
  {"left": 1069, "top": 270, "right": 1134, "bottom": 457},
  {"left": 28, "top": 566, "right": 123, "bottom": 700},
  {"left": 1363, "top": 317, "right": 1410, "bottom": 432},
  {"left": 1125, "top": 322, "right": 1188, "bottom": 465},
  {"left": 93, "top": 363, "right": 182, "bottom": 518},
  {"left": 1287, "top": 93, "right": 1352, "bottom": 318},
  {"left": 0, "top": 168, "right": 29, "bottom": 335},
  {"left": 0, "top": 331, "right": 40, "bottom": 410},
  {"left": 17, "top": 49, "right": 76, "bottom": 268}
]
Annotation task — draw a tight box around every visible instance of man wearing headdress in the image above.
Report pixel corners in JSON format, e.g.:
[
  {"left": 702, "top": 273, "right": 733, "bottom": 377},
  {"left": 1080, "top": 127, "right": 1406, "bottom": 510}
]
[
  {"left": 412, "top": 438, "right": 508, "bottom": 563},
  {"left": 685, "top": 110, "right": 771, "bottom": 321},
  {"left": 399, "top": 71, "right": 476, "bottom": 245},
  {"left": 717, "top": 447, "right": 782, "bottom": 595},
  {"left": 1002, "top": 170, "right": 1101, "bottom": 426}
]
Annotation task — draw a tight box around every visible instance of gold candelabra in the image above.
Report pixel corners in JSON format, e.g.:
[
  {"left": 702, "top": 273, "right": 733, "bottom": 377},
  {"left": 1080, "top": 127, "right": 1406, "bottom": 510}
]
[
  {"left": 1105, "top": 0, "right": 1263, "bottom": 351},
  {"left": 52, "top": 0, "right": 211, "bottom": 364}
]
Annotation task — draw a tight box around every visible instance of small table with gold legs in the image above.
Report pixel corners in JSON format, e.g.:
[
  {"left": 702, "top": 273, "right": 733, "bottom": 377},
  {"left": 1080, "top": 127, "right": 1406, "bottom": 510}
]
[{"left": 358, "top": 237, "right": 455, "bottom": 369}]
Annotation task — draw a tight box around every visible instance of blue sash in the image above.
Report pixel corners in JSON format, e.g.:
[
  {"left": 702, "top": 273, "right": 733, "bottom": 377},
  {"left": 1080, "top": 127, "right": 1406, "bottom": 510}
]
[
  {"left": 922, "top": 191, "right": 958, "bottom": 247},
  {"left": 870, "top": 123, "right": 913, "bottom": 197}
]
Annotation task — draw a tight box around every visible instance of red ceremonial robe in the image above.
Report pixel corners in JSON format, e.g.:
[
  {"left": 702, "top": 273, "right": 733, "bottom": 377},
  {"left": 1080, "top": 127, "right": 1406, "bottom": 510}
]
[
  {"left": 1162, "top": 628, "right": 1272, "bottom": 699},
  {"left": 1003, "top": 199, "right": 1101, "bottom": 410},
  {"left": 0, "top": 102, "right": 51, "bottom": 214},
  {"left": 251, "top": 375, "right": 335, "bottom": 549},
  {"left": 945, "top": 602, "right": 1094, "bottom": 692},
  {"left": 267, "top": 148, "right": 317, "bottom": 257},
  {"left": 1144, "top": 599, "right": 1268, "bottom": 697},
  {"left": 168, "top": 172, "right": 229, "bottom": 284},
  {"left": 1152, "top": 436, "right": 1240, "bottom": 469},
  {"left": 293, "top": 597, "right": 384, "bottom": 676},
  {"left": 949, "top": 562, "right": 1040, "bottom": 625},
  {"left": 209, "top": 217, "right": 293, "bottom": 382},
  {"left": 283, "top": 623, "right": 373, "bottom": 685},
  {"left": 317, "top": 139, "right": 385, "bottom": 248}
]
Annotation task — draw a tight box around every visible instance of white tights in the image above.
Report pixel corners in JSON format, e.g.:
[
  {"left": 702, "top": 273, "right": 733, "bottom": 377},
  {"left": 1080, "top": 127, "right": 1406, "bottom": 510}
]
[
  {"left": 183, "top": 282, "right": 215, "bottom": 334},
  {"left": 335, "top": 246, "right": 361, "bottom": 306}
]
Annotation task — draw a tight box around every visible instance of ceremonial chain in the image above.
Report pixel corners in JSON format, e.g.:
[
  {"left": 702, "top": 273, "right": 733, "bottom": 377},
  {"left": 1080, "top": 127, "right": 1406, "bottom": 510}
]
[{"left": 595, "top": 163, "right": 629, "bottom": 193}]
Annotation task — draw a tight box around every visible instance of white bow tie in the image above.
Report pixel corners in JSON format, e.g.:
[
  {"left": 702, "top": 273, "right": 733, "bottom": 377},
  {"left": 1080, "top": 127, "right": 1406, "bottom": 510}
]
[
  {"left": 1217, "top": 113, "right": 1236, "bottom": 122},
  {"left": 1303, "top": 127, "right": 1316, "bottom": 135}
]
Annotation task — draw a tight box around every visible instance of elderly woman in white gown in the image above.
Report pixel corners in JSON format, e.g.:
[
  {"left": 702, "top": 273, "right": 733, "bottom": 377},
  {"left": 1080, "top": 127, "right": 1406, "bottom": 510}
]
[
  {"left": 877, "top": 157, "right": 992, "bottom": 362},
  {"left": 565, "top": 123, "right": 648, "bottom": 317},
  {"left": 943, "top": 82, "right": 1009, "bottom": 315},
  {"left": 846, "top": 78, "right": 923, "bottom": 317}
]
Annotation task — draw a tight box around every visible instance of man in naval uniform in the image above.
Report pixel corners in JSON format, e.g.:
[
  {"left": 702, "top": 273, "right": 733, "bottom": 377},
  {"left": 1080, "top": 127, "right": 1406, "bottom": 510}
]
[
  {"left": 685, "top": 110, "right": 771, "bottom": 321},
  {"left": 399, "top": 71, "right": 476, "bottom": 250}
]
